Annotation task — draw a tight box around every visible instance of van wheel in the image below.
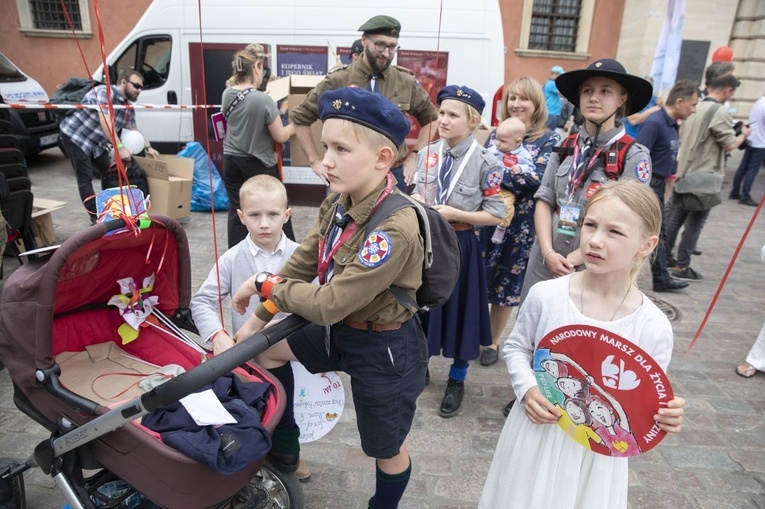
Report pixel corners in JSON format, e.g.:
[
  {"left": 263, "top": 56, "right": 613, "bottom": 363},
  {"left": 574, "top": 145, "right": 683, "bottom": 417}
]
[
  {"left": 235, "top": 459, "right": 304, "bottom": 509},
  {"left": 0, "top": 458, "right": 26, "bottom": 509}
]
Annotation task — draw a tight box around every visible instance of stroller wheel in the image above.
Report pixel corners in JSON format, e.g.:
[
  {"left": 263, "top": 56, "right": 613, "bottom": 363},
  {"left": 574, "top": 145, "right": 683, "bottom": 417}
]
[
  {"left": 236, "top": 459, "right": 304, "bottom": 509},
  {"left": 0, "top": 458, "right": 26, "bottom": 509}
]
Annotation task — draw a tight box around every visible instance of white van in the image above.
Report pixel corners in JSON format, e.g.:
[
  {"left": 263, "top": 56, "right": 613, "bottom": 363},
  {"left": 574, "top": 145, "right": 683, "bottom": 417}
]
[
  {"left": 0, "top": 52, "right": 59, "bottom": 156},
  {"left": 96, "top": 0, "right": 504, "bottom": 203}
]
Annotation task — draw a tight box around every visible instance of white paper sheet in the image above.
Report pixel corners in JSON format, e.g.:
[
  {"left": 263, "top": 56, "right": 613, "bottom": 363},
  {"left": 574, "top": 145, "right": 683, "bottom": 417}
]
[{"left": 180, "top": 389, "right": 237, "bottom": 426}]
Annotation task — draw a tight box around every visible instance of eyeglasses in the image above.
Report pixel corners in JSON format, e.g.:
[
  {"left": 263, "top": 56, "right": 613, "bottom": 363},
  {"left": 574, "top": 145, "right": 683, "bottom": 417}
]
[
  {"left": 370, "top": 40, "right": 400, "bottom": 54},
  {"left": 128, "top": 80, "right": 143, "bottom": 90}
]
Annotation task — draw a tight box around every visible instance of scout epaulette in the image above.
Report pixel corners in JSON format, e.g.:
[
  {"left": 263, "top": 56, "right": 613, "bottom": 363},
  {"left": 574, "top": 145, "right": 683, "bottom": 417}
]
[{"left": 552, "top": 132, "right": 635, "bottom": 180}]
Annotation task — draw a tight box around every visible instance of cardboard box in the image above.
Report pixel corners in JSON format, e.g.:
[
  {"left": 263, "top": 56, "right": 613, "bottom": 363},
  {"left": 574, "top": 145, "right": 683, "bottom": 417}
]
[
  {"left": 268, "top": 75, "right": 326, "bottom": 167},
  {"left": 134, "top": 155, "right": 194, "bottom": 219},
  {"left": 475, "top": 125, "right": 493, "bottom": 147},
  {"left": 31, "top": 197, "right": 66, "bottom": 247}
]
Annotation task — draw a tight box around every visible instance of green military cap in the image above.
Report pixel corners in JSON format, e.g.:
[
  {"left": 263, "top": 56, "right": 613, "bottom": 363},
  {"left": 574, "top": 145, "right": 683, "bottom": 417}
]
[{"left": 358, "top": 15, "right": 401, "bottom": 37}]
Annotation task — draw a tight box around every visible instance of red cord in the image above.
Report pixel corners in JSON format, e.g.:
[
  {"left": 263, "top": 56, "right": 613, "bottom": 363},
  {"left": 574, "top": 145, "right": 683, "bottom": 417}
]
[
  {"left": 684, "top": 195, "right": 764, "bottom": 357},
  {"left": 194, "top": 1, "right": 225, "bottom": 327}
]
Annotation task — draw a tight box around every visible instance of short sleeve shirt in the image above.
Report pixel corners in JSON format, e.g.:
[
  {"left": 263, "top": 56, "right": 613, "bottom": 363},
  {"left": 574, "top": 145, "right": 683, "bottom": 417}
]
[{"left": 222, "top": 87, "right": 280, "bottom": 167}]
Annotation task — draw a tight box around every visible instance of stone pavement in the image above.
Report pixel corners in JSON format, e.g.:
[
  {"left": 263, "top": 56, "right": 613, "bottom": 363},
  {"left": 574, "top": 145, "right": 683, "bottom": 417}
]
[{"left": 1, "top": 148, "right": 764, "bottom": 509}]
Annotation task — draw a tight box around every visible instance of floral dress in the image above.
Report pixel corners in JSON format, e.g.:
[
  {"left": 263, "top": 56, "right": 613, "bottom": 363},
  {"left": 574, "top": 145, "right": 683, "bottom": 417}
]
[{"left": 482, "top": 128, "right": 560, "bottom": 307}]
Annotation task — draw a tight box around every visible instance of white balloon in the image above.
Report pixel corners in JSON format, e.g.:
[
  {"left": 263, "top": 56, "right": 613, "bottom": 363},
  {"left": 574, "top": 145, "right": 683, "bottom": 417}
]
[{"left": 120, "top": 129, "right": 146, "bottom": 154}]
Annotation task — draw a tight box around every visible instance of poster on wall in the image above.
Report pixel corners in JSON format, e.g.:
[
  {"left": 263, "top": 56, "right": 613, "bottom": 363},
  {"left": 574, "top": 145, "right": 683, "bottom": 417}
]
[
  {"left": 337, "top": 46, "right": 352, "bottom": 66},
  {"left": 277, "top": 45, "right": 328, "bottom": 76},
  {"left": 395, "top": 50, "right": 448, "bottom": 143},
  {"left": 533, "top": 324, "right": 673, "bottom": 457}
]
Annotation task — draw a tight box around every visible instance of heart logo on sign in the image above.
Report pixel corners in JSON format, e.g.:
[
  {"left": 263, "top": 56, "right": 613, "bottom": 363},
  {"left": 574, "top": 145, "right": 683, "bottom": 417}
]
[{"left": 601, "top": 355, "right": 641, "bottom": 390}]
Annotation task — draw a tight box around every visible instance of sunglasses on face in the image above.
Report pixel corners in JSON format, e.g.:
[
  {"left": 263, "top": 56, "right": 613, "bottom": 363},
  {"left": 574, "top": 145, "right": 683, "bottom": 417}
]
[{"left": 128, "top": 80, "right": 143, "bottom": 90}]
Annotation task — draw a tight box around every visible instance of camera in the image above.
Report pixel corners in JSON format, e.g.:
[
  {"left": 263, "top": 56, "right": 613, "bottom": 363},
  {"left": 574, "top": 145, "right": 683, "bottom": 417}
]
[{"left": 733, "top": 121, "right": 750, "bottom": 151}]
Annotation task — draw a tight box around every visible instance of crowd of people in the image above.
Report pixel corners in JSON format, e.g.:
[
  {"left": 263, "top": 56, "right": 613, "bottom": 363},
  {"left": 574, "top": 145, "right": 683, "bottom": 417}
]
[{"left": 58, "top": 12, "right": 765, "bottom": 509}]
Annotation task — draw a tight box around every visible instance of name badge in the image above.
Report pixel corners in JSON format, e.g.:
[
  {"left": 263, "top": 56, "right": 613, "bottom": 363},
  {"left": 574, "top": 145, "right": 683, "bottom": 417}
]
[{"left": 556, "top": 201, "right": 582, "bottom": 237}]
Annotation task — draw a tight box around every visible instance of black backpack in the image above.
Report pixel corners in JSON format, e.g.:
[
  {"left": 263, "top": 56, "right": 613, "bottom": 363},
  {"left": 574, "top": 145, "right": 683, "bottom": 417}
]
[
  {"left": 365, "top": 193, "right": 461, "bottom": 312},
  {"left": 50, "top": 77, "right": 101, "bottom": 119}
]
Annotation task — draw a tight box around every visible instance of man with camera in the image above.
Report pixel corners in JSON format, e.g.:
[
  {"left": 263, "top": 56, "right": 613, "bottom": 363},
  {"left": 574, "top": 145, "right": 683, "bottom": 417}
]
[
  {"left": 730, "top": 91, "right": 765, "bottom": 206},
  {"left": 664, "top": 74, "right": 750, "bottom": 282}
]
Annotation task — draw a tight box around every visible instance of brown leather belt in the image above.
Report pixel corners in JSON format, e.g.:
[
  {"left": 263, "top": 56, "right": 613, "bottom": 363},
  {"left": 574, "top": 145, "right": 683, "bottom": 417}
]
[
  {"left": 450, "top": 222, "right": 473, "bottom": 231},
  {"left": 342, "top": 318, "right": 402, "bottom": 332}
]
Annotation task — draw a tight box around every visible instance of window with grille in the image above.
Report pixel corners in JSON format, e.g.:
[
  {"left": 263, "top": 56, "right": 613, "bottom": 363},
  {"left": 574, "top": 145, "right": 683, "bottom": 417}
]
[
  {"left": 529, "top": 0, "right": 581, "bottom": 53},
  {"left": 29, "top": 0, "right": 82, "bottom": 30},
  {"left": 17, "top": 0, "right": 91, "bottom": 35}
]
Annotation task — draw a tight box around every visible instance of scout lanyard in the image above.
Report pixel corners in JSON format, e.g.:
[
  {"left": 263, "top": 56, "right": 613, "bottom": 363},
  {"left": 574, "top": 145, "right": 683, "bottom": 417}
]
[
  {"left": 317, "top": 173, "right": 395, "bottom": 284},
  {"left": 567, "top": 128, "right": 625, "bottom": 198},
  {"left": 437, "top": 139, "right": 479, "bottom": 205}
]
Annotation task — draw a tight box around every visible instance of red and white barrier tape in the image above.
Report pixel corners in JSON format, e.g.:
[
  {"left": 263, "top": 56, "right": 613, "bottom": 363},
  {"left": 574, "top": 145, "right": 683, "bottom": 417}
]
[{"left": 0, "top": 102, "right": 221, "bottom": 110}]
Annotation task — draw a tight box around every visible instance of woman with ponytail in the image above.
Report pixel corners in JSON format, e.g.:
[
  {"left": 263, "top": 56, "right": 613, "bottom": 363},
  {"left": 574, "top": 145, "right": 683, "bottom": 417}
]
[{"left": 222, "top": 44, "right": 295, "bottom": 247}]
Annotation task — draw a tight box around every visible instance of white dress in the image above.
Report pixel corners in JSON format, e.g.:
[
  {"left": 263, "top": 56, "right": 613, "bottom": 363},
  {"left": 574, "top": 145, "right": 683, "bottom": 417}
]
[{"left": 478, "top": 275, "right": 673, "bottom": 509}]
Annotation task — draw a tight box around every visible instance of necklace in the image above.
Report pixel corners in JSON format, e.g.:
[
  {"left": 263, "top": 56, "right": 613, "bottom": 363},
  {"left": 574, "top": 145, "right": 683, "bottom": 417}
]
[{"left": 580, "top": 275, "right": 632, "bottom": 322}]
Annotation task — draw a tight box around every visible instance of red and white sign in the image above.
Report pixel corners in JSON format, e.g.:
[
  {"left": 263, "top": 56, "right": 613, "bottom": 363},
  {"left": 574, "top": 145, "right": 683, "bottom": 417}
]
[{"left": 534, "top": 324, "right": 673, "bottom": 457}]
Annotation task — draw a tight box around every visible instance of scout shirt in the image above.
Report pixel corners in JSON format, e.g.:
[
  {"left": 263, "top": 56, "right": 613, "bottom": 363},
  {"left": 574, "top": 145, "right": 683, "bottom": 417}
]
[
  {"left": 413, "top": 135, "right": 506, "bottom": 219},
  {"left": 534, "top": 126, "right": 652, "bottom": 257},
  {"left": 253, "top": 178, "right": 424, "bottom": 325},
  {"left": 289, "top": 58, "right": 438, "bottom": 162}
]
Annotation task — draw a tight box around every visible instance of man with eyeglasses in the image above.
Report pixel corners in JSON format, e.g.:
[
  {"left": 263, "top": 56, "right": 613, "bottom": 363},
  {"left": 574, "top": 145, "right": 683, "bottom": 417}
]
[
  {"left": 59, "top": 69, "right": 158, "bottom": 223},
  {"left": 291, "top": 15, "right": 438, "bottom": 193}
]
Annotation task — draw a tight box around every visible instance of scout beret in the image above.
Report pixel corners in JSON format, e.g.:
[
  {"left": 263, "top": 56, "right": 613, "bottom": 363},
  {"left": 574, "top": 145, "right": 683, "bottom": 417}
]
[
  {"left": 319, "top": 86, "right": 410, "bottom": 147},
  {"left": 555, "top": 58, "right": 653, "bottom": 115},
  {"left": 358, "top": 15, "right": 401, "bottom": 37},
  {"left": 437, "top": 85, "right": 486, "bottom": 115}
]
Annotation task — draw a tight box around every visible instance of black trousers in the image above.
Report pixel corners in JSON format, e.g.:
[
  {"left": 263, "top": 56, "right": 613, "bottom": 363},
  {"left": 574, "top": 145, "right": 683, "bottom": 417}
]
[{"left": 221, "top": 154, "right": 295, "bottom": 248}]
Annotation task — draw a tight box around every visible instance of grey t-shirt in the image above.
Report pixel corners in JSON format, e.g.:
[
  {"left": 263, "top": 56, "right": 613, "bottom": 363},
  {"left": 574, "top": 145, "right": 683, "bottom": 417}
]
[{"left": 221, "top": 87, "right": 280, "bottom": 167}]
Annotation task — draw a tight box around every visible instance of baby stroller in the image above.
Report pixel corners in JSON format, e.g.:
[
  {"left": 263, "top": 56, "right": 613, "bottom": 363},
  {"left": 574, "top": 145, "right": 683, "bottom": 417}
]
[{"left": 0, "top": 217, "right": 307, "bottom": 509}]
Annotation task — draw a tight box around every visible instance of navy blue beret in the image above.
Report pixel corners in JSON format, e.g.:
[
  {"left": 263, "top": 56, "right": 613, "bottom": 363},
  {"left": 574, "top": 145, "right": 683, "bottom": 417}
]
[
  {"left": 437, "top": 85, "right": 486, "bottom": 115},
  {"left": 319, "top": 86, "right": 411, "bottom": 147}
]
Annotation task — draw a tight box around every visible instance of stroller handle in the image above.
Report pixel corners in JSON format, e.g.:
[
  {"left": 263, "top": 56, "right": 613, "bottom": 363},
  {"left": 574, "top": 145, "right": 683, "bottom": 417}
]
[{"left": 140, "top": 314, "right": 308, "bottom": 413}]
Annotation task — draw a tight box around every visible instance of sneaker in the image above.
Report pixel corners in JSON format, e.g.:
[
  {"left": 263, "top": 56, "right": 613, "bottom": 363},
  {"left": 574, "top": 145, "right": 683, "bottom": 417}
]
[
  {"left": 739, "top": 197, "right": 758, "bottom": 207},
  {"left": 480, "top": 347, "right": 499, "bottom": 366},
  {"left": 439, "top": 379, "right": 464, "bottom": 418},
  {"left": 670, "top": 266, "right": 703, "bottom": 282},
  {"left": 294, "top": 459, "right": 312, "bottom": 482},
  {"left": 653, "top": 280, "right": 689, "bottom": 292}
]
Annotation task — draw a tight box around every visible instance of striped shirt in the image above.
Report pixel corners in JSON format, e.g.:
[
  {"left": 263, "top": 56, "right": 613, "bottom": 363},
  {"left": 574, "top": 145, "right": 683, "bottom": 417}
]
[{"left": 59, "top": 85, "right": 136, "bottom": 157}]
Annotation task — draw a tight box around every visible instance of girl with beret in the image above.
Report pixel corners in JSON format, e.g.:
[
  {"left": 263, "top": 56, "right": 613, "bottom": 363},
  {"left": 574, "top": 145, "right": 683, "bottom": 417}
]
[{"left": 412, "top": 85, "right": 505, "bottom": 418}]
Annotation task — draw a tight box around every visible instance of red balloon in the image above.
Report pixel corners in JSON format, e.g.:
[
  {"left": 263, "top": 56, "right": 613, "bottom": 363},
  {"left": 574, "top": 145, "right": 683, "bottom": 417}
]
[{"left": 712, "top": 46, "right": 733, "bottom": 62}]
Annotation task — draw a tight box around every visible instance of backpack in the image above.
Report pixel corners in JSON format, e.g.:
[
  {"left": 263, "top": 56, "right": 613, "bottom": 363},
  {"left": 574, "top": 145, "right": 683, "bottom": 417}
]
[
  {"left": 365, "top": 193, "right": 461, "bottom": 312},
  {"left": 553, "top": 132, "right": 635, "bottom": 180},
  {"left": 50, "top": 77, "right": 101, "bottom": 119}
]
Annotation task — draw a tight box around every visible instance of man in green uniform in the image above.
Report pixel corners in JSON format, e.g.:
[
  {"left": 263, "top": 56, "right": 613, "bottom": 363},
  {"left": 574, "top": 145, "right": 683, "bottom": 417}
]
[{"left": 290, "top": 14, "right": 438, "bottom": 194}]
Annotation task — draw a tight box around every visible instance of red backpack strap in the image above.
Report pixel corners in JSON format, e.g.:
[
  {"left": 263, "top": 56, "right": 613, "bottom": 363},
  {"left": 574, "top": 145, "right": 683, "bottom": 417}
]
[{"left": 552, "top": 133, "right": 578, "bottom": 164}]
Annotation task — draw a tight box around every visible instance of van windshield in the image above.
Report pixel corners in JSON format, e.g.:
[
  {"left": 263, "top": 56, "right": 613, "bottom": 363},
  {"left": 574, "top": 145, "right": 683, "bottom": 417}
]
[{"left": 0, "top": 53, "right": 27, "bottom": 83}]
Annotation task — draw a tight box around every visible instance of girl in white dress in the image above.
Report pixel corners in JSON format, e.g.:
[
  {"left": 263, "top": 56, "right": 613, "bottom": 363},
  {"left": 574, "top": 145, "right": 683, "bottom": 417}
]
[{"left": 478, "top": 180, "right": 685, "bottom": 509}]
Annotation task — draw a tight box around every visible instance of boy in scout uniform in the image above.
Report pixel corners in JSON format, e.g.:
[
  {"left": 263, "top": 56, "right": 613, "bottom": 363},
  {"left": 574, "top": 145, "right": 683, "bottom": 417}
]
[
  {"left": 291, "top": 14, "right": 439, "bottom": 194},
  {"left": 231, "top": 86, "right": 426, "bottom": 509}
]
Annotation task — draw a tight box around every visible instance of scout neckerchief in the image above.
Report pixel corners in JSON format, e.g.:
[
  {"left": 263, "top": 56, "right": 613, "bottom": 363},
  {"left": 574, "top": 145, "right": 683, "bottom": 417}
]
[
  {"left": 436, "top": 139, "right": 479, "bottom": 205},
  {"left": 566, "top": 128, "right": 625, "bottom": 199},
  {"left": 557, "top": 128, "right": 624, "bottom": 238},
  {"left": 317, "top": 172, "right": 395, "bottom": 285}
]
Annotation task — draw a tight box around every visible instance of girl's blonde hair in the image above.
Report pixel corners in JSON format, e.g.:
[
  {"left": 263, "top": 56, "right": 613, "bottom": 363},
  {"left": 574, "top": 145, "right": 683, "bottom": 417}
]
[
  {"left": 500, "top": 76, "right": 548, "bottom": 142},
  {"left": 439, "top": 99, "right": 481, "bottom": 134},
  {"left": 229, "top": 44, "right": 265, "bottom": 86},
  {"left": 584, "top": 180, "right": 661, "bottom": 280}
]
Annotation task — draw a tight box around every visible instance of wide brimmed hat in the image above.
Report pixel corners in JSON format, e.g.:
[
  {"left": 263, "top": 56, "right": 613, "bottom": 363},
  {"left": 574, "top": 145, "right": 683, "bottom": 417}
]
[{"left": 555, "top": 59, "right": 653, "bottom": 116}]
